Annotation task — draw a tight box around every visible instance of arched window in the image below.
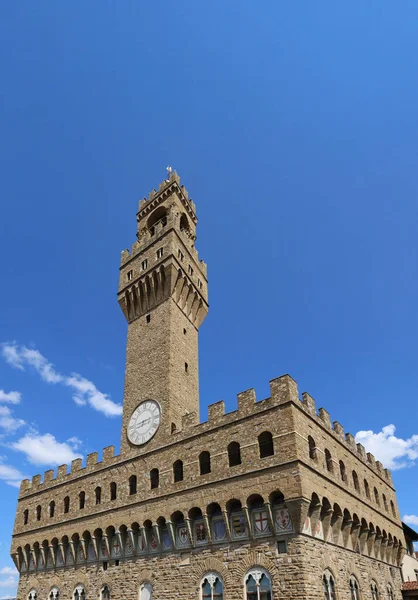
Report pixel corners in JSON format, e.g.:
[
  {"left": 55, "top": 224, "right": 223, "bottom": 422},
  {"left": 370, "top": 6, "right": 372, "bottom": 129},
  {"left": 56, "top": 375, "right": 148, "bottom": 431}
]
[
  {"left": 36, "top": 505, "right": 41, "bottom": 521},
  {"left": 390, "top": 500, "right": 396, "bottom": 518},
  {"left": 173, "top": 460, "right": 183, "bottom": 482},
  {"left": 387, "top": 585, "right": 394, "bottom": 600},
  {"left": 100, "top": 586, "right": 110, "bottom": 600},
  {"left": 199, "top": 451, "right": 211, "bottom": 475},
  {"left": 95, "top": 486, "right": 102, "bottom": 505},
  {"left": 258, "top": 432, "right": 274, "bottom": 458},
  {"left": 371, "top": 581, "right": 379, "bottom": 600},
  {"left": 352, "top": 471, "right": 360, "bottom": 492},
  {"left": 73, "top": 586, "right": 85, "bottom": 600},
  {"left": 23, "top": 509, "right": 29, "bottom": 525},
  {"left": 139, "top": 582, "right": 152, "bottom": 600},
  {"left": 308, "top": 436, "right": 317, "bottom": 460},
  {"left": 64, "top": 496, "right": 70, "bottom": 514},
  {"left": 349, "top": 576, "right": 360, "bottom": 600},
  {"left": 129, "top": 475, "right": 137, "bottom": 495},
  {"left": 228, "top": 442, "right": 241, "bottom": 467},
  {"left": 28, "top": 589, "right": 38, "bottom": 600},
  {"left": 325, "top": 449, "right": 333, "bottom": 472},
  {"left": 339, "top": 460, "right": 346, "bottom": 482},
  {"left": 201, "top": 573, "right": 224, "bottom": 600},
  {"left": 110, "top": 482, "right": 117, "bottom": 500},
  {"left": 49, "top": 501, "right": 55, "bottom": 518},
  {"left": 364, "top": 479, "right": 370, "bottom": 499},
  {"left": 374, "top": 487, "right": 380, "bottom": 506},
  {"left": 171, "top": 422, "right": 177, "bottom": 434},
  {"left": 382, "top": 493, "right": 388, "bottom": 512},
  {"left": 49, "top": 587, "right": 60, "bottom": 600},
  {"left": 245, "top": 568, "right": 272, "bottom": 600},
  {"left": 79, "top": 491, "right": 85, "bottom": 510},
  {"left": 323, "top": 570, "right": 336, "bottom": 600},
  {"left": 150, "top": 468, "right": 159, "bottom": 489}
]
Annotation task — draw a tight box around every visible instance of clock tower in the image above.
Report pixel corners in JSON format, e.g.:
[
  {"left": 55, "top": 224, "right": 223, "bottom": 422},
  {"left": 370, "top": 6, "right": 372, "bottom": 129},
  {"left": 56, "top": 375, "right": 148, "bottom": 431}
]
[{"left": 118, "top": 170, "right": 208, "bottom": 454}]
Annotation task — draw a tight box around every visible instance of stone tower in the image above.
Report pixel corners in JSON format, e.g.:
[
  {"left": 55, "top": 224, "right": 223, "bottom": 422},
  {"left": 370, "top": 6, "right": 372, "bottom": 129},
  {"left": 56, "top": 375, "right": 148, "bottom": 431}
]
[{"left": 118, "top": 170, "right": 208, "bottom": 454}]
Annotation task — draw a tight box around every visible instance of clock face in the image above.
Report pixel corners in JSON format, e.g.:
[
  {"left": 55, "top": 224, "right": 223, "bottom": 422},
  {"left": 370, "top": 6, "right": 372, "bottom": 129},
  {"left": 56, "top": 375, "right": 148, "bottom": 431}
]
[{"left": 128, "top": 400, "right": 161, "bottom": 446}]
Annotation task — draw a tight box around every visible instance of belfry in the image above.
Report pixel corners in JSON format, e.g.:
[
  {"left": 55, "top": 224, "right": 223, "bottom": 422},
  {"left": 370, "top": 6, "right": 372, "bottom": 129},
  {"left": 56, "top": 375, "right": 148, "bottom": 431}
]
[{"left": 11, "top": 171, "right": 406, "bottom": 600}]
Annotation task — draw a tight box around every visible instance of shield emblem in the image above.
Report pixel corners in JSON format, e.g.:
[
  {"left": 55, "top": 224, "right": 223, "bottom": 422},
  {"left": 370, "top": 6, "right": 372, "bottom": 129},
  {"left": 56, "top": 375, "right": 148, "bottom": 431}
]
[
  {"left": 177, "top": 525, "right": 189, "bottom": 547},
  {"left": 78, "top": 546, "right": 85, "bottom": 562},
  {"left": 231, "top": 513, "right": 247, "bottom": 537},
  {"left": 213, "top": 519, "right": 226, "bottom": 541},
  {"left": 253, "top": 510, "right": 269, "bottom": 534},
  {"left": 100, "top": 539, "right": 108, "bottom": 559},
  {"left": 137, "top": 532, "right": 146, "bottom": 553},
  {"left": 112, "top": 536, "right": 121, "bottom": 557},
  {"left": 195, "top": 522, "right": 207, "bottom": 543},
  {"left": 88, "top": 541, "right": 96, "bottom": 561},
  {"left": 162, "top": 529, "right": 172, "bottom": 549},
  {"left": 275, "top": 508, "right": 291, "bottom": 532},
  {"left": 150, "top": 532, "right": 158, "bottom": 551},
  {"left": 125, "top": 536, "right": 133, "bottom": 555}
]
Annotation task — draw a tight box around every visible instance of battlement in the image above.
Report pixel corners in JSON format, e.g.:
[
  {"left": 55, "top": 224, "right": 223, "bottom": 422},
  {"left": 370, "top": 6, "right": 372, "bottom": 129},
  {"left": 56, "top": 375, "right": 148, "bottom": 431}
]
[
  {"left": 18, "top": 375, "right": 393, "bottom": 498},
  {"left": 137, "top": 170, "right": 197, "bottom": 217}
]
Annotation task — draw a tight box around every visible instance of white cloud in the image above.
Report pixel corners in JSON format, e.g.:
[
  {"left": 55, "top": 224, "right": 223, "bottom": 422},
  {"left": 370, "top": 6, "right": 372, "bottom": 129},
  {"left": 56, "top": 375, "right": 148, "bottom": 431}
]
[
  {"left": 355, "top": 424, "right": 418, "bottom": 470},
  {"left": 0, "top": 391, "right": 21, "bottom": 405},
  {"left": 1, "top": 344, "right": 24, "bottom": 371},
  {"left": 65, "top": 374, "right": 122, "bottom": 417},
  {"left": 404, "top": 515, "right": 418, "bottom": 526},
  {"left": 0, "top": 569, "right": 15, "bottom": 577},
  {"left": 1, "top": 343, "right": 122, "bottom": 417},
  {"left": 0, "top": 407, "right": 25, "bottom": 433},
  {"left": 0, "top": 458, "right": 29, "bottom": 488},
  {"left": 11, "top": 432, "right": 82, "bottom": 466}
]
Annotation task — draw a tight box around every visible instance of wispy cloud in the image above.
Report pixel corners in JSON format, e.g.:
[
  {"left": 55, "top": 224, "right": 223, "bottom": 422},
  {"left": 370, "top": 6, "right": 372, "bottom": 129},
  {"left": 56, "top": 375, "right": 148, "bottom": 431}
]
[
  {"left": 10, "top": 432, "right": 82, "bottom": 466},
  {"left": 0, "top": 569, "right": 16, "bottom": 577},
  {"left": 0, "top": 458, "right": 29, "bottom": 488},
  {"left": 1, "top": 343, "right": 122, "bottom": 417},
  {"left": 0, "top": 391, "right": 21, "bottom": 405},
  {"left": 0, "top": 407, "right": 25, "bottom": 434},
  {"left": 355, "top": 424, "right": 418, "bottom": 470},
  {"left": 404, "top": 514, "right": 418, "bottom": 527}
]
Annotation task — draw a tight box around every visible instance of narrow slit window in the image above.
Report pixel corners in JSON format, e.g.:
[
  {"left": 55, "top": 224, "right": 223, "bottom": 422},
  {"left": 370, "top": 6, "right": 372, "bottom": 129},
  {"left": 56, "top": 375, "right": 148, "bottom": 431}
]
[
  {"left": 127, "top": 270, "right": 133, "bottom": 281},
  {"left": 142, "top": 259, "right": 148, "bottom": 270}
]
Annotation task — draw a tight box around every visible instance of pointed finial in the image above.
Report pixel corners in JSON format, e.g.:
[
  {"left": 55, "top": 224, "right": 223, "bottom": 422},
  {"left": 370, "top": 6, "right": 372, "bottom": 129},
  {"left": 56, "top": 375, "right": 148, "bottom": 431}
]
[{"left": 166, "top": 165, "right": 173, "bottom": 181}]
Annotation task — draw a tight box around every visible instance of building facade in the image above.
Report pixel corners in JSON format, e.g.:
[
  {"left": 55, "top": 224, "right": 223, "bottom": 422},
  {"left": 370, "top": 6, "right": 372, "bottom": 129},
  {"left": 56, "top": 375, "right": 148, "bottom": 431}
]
[{"left": 11, "top": 171, "right": 406, "bottom": 600}]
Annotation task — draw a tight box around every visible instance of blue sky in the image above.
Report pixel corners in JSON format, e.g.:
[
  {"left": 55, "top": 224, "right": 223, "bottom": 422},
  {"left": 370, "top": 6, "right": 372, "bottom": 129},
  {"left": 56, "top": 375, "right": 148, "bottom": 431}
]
[{"left": 1, "top": 1, "right": 418, "bottom": 594}]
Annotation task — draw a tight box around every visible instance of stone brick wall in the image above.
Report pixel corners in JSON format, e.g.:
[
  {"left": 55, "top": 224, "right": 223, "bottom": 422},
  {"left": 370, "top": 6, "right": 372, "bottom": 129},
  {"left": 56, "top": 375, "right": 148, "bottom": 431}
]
[{"left": 16, "top": 534, "right": 403, "bottom": 600}]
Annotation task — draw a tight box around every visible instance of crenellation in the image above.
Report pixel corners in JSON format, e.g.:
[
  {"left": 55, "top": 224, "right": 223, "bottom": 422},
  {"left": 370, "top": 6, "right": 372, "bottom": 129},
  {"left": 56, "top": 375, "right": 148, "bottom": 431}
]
[
  {"left": 43, "top": 470, "right": 54, "bottom": 483},
  {"left": 31, "top": 475, "right": 41, "bottom": 487},
  {"left": 102, "top": 445, "right": 115, "bottom": 462},
  {"left": 57, "top": 464, "right": 67, "bottom": 478},
  {"left": 333, "top": 421, "right": 344, "bottom": 439},
  {"left": 301, "top": 392, "right": 316, "bottom": 414},
  {"left": 357, "top": 443, "right": 366, "bottom": 459},
  {"left": 20, "top": 479, "right": 30, "bottom": 493},
  {"left": 318, "top": 407, "right": 332, "bottom": 428},
  {"left": 367, "top": 452, "right": 376, "bottom": 467},
  {"left": 181, "top": 411, "right": 199, "bottom": 430},
  {"left": 207, "top": 401, "right": 225, "bottom": 422},
  {"left": 86, "top": 453, "right": 98, "bottom": 468},
  {"left": 237, "top": 388, "right": 256, "bottom": 413},
  {"left": 12, "top": 171, "right": 405, "bottom": 600},
  {"left": 269, "top": 374, "right": 299, "bottom": 405},
  {"left": 71, "top": 458, "right": 83, "bottom": 474},
  {"left": 345, "top": 433, "right": 356, "bottom": 448}
]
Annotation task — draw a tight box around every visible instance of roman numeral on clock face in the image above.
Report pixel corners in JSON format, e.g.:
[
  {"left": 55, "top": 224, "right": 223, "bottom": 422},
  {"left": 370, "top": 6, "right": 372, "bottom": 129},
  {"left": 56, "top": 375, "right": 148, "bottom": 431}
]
[{"left": 127, "top": 400, "right": 161, "bottom": 446}]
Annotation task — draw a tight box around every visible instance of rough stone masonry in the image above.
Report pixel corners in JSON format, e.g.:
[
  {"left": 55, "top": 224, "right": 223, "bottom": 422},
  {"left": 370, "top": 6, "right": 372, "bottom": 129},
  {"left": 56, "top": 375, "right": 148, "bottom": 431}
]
[{"left": 11, "top": 171, "right": 405, "bottom": 600}]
